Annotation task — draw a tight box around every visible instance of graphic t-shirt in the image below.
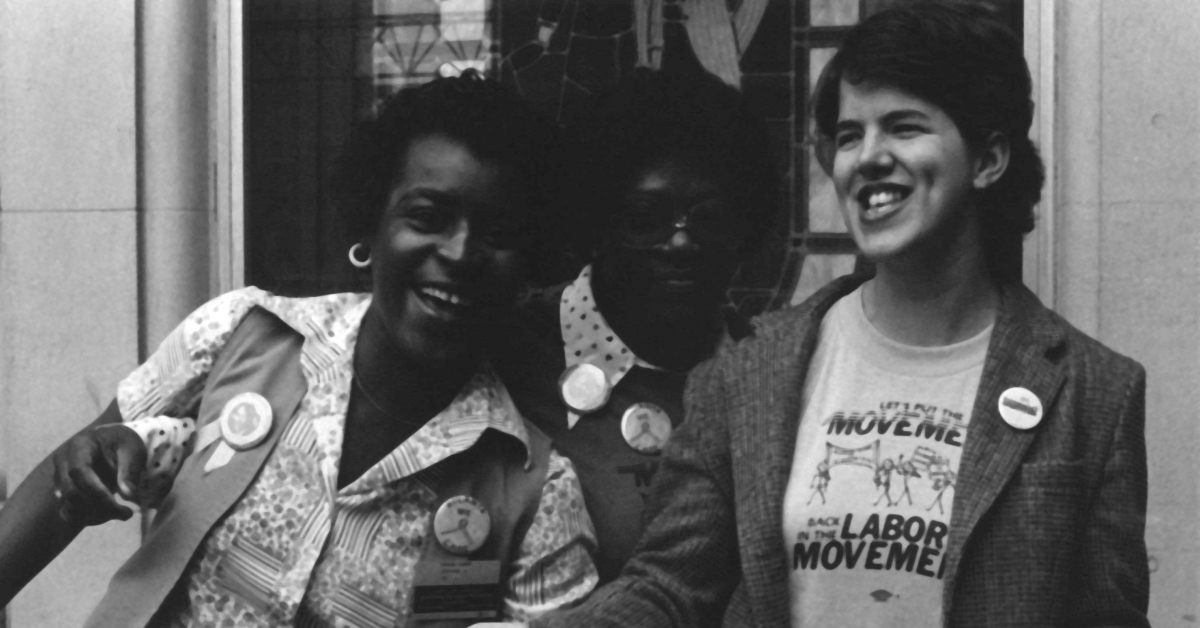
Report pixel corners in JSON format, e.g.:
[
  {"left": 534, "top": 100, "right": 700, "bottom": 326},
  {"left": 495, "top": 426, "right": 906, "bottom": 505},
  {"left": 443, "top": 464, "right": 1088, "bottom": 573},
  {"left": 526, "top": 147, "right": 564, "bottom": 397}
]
[{"left": 783, "top": 286, "right": 990, "bottom": 627}]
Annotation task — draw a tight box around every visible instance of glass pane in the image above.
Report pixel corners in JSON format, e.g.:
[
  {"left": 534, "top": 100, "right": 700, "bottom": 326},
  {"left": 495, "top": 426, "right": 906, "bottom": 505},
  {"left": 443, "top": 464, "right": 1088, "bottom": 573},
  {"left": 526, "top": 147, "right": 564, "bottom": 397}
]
[
  {"left": 810, "top": 0, "right": 859, "bottom": 27},
  {"left": 805, "top": 47, "right": 843, "bottom": 234},
  {"left": 374, "top": 0, "right": 495, "bottom": 95},
  {"left": 809, "top": 47, "right": 837, "bottom": 94},
  {"left": 246, "top": 0, "right": 497, "bottom": 296},
  {"left": 808, "top": 146, "right": 845, "bottom": 232},
  {"left": 245, "top": 1, "right": 374, "bottom": 296},
  {"left": 790, "top": 254, "right": 857, "bottom": 306}
]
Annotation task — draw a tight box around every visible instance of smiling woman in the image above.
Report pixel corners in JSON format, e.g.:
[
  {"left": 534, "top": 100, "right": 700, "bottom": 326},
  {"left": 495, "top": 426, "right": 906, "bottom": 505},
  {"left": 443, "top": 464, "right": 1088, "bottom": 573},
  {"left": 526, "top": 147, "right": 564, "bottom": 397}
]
[
  {"left": 0, "top": 72, "right": 599, "bottom": 628},
  {"left": 829, "top": 80, "right": 998, "bottom": 278},
  {"left": 364, "top": 134, "right": 524, "bottom": 374}
]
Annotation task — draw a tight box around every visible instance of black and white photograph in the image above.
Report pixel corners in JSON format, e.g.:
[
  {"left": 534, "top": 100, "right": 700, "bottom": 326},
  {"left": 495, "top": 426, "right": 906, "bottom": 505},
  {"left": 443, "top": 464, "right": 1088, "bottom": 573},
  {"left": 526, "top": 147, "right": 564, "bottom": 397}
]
[{"left": 0, "top": 0, "right": 1192, "bottom": 626}]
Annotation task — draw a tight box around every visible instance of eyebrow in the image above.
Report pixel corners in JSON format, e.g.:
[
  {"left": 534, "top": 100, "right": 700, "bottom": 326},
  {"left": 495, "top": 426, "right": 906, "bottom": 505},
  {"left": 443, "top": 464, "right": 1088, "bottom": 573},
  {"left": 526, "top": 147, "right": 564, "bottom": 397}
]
[
  {"left": 396, "top": 187, "right": 458, "bottom": 205},
  {"left": 835, "top": 108, "right": 931, "bottom": 132},
  {"left": 880, "top": 109, "right": 931, "bottom": 124}
]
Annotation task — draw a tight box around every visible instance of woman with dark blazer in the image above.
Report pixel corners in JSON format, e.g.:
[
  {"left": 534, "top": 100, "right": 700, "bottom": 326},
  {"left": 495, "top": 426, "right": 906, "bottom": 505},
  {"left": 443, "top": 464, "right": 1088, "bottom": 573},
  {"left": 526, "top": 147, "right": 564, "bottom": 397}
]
[{"left": 506, "top": 3, "right": 1150, "bottom": 627}]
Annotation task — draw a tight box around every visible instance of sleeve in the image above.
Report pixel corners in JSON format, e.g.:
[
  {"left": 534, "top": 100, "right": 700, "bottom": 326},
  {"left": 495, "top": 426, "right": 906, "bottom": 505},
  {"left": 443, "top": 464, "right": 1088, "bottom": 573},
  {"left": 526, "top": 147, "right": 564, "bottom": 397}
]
[
  {"left": 115, "top": 415, "right": 196, "bottom": 507},
  {"left": 113, "top": 288, "right": 262, "bottom": 506},
  {"left": 117, "top": 289, "right": 263, "bottom": 422},
  {"left": 504, "top": 451, "right": 599, "bottom": 622},
  {"left": 531, "top": 357, "right": 741, "bottom": 628},
  {"left": 1070, "top": 364, "right": 1151, "bottom": 627}
]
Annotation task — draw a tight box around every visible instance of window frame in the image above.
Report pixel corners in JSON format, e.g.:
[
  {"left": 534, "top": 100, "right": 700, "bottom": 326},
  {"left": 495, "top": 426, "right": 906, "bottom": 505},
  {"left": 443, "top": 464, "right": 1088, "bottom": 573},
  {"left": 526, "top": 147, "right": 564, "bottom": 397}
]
[{"left": 212, "top": 0, "right": 1056, "bottom": 306}]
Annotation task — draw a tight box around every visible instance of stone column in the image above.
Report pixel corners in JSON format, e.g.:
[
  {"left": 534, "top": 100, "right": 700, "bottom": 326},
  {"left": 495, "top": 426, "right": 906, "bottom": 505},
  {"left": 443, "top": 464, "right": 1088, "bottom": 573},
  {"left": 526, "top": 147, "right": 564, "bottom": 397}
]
[
  {"left": 139, "top": 0, "right": 213, "bottom": 351},
  {"left": 0, "top": 1, "right": 142, "bottom": 625}
]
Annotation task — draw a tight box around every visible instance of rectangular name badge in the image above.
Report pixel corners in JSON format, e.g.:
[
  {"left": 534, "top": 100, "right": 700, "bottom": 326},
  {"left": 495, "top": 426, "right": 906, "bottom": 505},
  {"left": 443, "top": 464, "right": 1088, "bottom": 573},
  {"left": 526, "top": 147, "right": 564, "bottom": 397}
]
[{"left": 411, "top": 557, "right": 502, "bottom": 621}]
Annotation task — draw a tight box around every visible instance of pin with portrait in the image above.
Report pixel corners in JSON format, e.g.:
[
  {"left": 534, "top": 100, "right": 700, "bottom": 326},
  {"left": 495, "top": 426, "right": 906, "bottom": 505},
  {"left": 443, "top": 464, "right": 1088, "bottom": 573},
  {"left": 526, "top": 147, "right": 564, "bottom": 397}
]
[
  {"left": 620, "top": 402, "right": 673, "bottom": 455},
  {"left": 200, "top": 392, "right": 274, "bottom": 474}
]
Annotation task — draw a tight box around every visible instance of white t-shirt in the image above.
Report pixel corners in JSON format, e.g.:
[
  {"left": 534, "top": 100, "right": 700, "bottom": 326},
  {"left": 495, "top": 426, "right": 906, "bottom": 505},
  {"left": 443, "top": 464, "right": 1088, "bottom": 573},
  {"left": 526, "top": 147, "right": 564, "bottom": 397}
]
[{"left": 783, "top": 286, "right": 990, "bottom": 627}]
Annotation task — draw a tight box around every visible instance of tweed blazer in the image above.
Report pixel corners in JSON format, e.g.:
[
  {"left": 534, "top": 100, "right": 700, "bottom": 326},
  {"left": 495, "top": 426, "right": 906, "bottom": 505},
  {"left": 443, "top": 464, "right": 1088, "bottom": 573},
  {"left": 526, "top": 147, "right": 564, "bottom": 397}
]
[{"left": 533, "top": 274, "right": 1149, "bottom": 628}]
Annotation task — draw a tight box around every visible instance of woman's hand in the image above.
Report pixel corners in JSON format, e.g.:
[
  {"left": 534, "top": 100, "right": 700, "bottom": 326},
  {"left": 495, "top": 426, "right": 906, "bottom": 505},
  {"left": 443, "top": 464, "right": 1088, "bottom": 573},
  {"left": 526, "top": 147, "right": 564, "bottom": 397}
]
[{"left": 51, "top": 423, "right": 146, "bottom": 526}]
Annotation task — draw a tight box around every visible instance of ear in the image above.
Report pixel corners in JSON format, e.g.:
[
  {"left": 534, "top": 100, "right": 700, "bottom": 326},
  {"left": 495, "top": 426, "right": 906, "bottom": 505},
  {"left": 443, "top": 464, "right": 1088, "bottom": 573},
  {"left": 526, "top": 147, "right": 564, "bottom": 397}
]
[{"left": 972, "top": 131, "right": 1011, "bottom": 191}]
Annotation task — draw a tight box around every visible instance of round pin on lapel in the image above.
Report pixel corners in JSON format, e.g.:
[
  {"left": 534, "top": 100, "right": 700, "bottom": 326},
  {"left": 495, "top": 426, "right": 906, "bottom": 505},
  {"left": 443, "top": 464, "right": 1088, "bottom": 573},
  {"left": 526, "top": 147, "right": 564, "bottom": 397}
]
[
  {"left": 434, "top": 495, "right": 491, "bottom": 555},
  {"left": 998, "top": 387, "right": 1043, "bottom": 430},
  {"left": 620, "top": 402, "right": 673, "bottom": 455},
  {"left": 218, "top": 392, "right": 273, "bottom": 450},
  {"left": 559, "top": 363, "right": 611, "bottom": 414}
]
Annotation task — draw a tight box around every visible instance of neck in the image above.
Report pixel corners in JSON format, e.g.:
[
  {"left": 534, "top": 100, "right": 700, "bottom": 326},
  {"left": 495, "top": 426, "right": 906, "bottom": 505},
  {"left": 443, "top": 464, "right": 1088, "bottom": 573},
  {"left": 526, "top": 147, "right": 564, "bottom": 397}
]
[
  {"left": 864, "top": 245, "right": 998, "bottom": 347},
  {"left": 590, "top": 262, "right": 724, "bottom": 371},
  {"left": 352, "top": 307, "right": 477, "bottom": 421}
]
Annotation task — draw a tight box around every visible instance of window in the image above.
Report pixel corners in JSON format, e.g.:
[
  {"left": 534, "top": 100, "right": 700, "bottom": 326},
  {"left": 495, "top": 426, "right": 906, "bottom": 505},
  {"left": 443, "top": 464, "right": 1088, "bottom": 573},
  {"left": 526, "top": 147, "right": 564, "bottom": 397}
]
[{"left": 243, "top": 0, "right": 1021, "bottom": 315}]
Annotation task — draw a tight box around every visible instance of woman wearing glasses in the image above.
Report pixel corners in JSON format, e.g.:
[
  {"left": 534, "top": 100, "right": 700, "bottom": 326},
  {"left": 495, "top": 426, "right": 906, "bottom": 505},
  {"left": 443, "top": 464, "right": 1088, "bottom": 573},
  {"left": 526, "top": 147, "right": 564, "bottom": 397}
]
[{"left": 490, "top": 68, "right": 778, "bottom": 585}]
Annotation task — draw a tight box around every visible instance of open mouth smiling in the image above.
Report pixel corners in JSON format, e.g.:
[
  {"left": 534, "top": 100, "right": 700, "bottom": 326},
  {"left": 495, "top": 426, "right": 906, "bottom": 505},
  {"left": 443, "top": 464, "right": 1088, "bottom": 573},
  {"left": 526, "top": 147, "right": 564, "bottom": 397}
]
[
  {"left": 855, "top": 183, "right": 913, "bottom": 222},
  {"left": 415, "top": 285, "right": 477, "bottom": 320}
]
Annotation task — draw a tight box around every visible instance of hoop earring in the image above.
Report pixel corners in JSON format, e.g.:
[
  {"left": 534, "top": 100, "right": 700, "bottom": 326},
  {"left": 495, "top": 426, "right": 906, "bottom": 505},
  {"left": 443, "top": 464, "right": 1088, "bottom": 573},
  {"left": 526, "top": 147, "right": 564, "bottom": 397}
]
[{"left": 348, "top": 242, "right": 371, "bottom": 268}]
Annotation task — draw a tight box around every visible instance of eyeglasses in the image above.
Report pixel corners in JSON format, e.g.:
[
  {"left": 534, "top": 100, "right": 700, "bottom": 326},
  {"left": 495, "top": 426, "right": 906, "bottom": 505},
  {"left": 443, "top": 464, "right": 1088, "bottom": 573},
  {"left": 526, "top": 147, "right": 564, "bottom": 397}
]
[{"left": 612, "top": 197, "right": 753, "bottom": 251}]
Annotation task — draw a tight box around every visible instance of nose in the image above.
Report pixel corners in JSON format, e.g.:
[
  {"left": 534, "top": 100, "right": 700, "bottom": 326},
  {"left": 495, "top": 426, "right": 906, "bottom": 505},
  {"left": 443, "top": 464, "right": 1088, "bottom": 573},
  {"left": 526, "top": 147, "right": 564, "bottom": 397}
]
[
  {"left": 856, "top": 131, "right": 894, "bottom": 178},
  {"left": 438, "top": 219, "right": 480, "bottom": 265}
]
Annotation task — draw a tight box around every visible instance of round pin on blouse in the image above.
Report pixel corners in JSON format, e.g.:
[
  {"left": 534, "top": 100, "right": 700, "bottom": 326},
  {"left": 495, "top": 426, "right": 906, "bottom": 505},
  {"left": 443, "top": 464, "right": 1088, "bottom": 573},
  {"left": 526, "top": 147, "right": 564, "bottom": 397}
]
[
  {"left": 218, "top": 392, "right": 273, "bottom": 450},
  {"left": 559, "top": 363, "right": 611, "bottom": 414},
  {"left": 998, "top": 387, "right": 1043, "bottom": 430},
  {"left": 434, "top": 495, "right": 491, "bottom": 555},
  {"left": 621, "top": 402, "right": 673, "bottom": 455}
]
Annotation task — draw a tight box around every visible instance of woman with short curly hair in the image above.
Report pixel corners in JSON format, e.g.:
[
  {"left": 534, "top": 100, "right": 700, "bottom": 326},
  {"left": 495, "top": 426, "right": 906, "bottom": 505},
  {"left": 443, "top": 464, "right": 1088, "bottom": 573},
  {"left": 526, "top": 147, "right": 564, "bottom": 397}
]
[{"left": 0, "top": 72, "right": 599, "bottom": 628}]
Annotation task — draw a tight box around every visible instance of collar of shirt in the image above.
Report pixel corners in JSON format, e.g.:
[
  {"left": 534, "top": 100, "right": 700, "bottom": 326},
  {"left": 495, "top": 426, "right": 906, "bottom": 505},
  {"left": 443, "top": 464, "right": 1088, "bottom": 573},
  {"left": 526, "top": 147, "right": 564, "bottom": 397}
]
[
  {"left": 248, "top": 290, "right": 533, "bottom": 500},
  {"left": 559, "top": 265, "right": 663, "bottom": 429}
]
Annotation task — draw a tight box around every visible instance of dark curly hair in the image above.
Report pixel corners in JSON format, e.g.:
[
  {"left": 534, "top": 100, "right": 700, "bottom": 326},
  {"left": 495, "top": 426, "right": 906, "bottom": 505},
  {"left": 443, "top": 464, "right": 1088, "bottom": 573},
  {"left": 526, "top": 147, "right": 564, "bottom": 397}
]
[
  {"left": 562, "top": 68, "right": 780, "bottom": 260},
  {"left": 331, "top": 71, "right": 556, "bottom": 250},
  {"left": 813, "top": 1, "right": 1044, "bottom": 277}
]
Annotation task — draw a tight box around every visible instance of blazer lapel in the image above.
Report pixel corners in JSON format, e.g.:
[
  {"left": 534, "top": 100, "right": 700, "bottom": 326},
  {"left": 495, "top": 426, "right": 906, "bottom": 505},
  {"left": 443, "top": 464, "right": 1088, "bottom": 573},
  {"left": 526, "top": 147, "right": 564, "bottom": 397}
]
[
  {"left": 733, "top": 274, "right": 868, "bottom": 627},
  {"left": 940, "top": 283, "right": 1066, "bottom": 616}
]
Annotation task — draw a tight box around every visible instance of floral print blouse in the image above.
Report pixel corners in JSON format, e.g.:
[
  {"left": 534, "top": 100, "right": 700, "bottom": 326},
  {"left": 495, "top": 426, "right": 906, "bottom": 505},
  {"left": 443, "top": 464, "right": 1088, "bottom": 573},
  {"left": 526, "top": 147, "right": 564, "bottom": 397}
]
[{"left": 116, "top": 288, "right": 598, "bottom": 627}]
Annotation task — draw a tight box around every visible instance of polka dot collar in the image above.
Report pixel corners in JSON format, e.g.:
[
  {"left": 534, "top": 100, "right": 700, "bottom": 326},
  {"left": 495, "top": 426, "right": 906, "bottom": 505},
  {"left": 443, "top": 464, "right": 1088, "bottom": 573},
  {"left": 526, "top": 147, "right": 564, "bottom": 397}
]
[{"left": 560, "top": 265, "right": 659, "bottom": 429}]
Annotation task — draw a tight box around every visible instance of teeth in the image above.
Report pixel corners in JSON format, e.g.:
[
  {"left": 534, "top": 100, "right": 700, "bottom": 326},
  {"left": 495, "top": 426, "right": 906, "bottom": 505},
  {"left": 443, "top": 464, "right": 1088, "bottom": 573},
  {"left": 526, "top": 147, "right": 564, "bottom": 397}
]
[
  {"left": 420, "top": 287, "right": 469, "bottom": 306},
  {"left": 867, "top": 190, "right": 902, "bottom": 209}
]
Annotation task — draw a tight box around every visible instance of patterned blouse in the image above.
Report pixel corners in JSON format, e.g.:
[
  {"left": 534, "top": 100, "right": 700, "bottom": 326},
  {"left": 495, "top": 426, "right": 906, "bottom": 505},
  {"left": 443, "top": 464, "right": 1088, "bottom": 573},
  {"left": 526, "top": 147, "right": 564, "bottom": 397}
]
[{"left": 116, "top": 288, "right": 598, "bottom": 627}]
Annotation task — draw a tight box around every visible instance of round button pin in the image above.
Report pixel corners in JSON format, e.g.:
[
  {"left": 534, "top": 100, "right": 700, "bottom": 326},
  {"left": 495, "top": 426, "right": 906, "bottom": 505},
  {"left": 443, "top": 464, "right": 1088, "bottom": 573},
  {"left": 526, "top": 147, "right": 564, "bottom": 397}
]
[
  {"left": 559, "top": 363, "right": 611, "bottom": 414},
  {"left": 621, "top": 402, "right": 673, "bottom": 455},
  {"left": 434, "top": 495, "right": 491, "bottom": 555},
  {"left": 218, "top": 392, "right": 273, "bottom": 450},
  {"left": 998, "top": 387, "right": 1043, "bottom": 430}
]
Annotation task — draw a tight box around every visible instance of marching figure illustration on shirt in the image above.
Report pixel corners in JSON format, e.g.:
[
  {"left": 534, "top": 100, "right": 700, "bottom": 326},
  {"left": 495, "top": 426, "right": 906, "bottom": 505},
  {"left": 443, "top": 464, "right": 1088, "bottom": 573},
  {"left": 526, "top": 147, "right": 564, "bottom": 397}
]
[
  {"left": 872, "top": 458, "right": 895, "bottom": 507},
  {"left": 808, "top": 461, "right": 832, "bottom": 505},
  {"left": 927, "top": 463, "right": 956, "bottom": 515},
  {"left": 895, "top": 454, "right": 921, "bottom": 506}
]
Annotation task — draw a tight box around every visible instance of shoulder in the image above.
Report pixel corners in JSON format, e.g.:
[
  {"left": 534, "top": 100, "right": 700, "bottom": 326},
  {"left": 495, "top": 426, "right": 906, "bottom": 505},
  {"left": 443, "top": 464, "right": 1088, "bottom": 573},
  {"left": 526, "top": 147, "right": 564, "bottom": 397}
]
[
  {"left": 704, "top": 274, "right": 868, "bottom": 377},
  {"left": 1006, "top": 283, "right": 1144, "bottom": 387},
  {"left": 1040, "top": 308, "right": 1146, "bottom": 432},
  {"left": 181, "top": 287, "right": 366, "bottom": 334},
  {"left": 187, "top": 289, "right": 369, "bottom": 373},
  {"left": 1054, "top": 311, "right": 1144, "bottom": 382},
  {"left": 249, "top": 291, "right": 370, "bottom": 338},
  {"left": 998, "top": 284, "right": 1146, "bottom": 450}
]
